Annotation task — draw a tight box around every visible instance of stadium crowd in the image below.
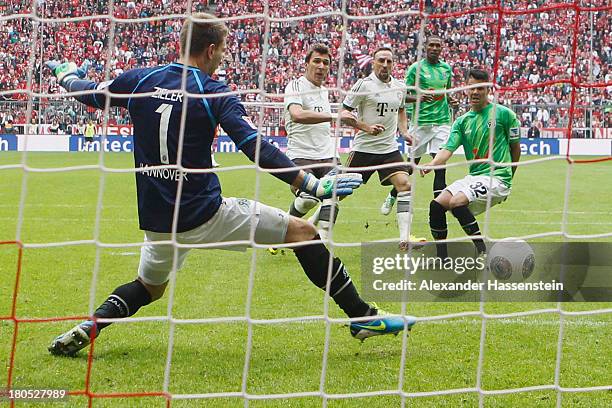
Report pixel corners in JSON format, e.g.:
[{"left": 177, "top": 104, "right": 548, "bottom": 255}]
[{"left": 0, "top": 0, "right": 610, "bottom": 132}]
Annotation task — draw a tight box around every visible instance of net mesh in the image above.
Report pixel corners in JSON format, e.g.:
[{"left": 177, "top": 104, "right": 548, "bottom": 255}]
[{"left": 2, "top": 0, "right": 611, "bottom": 406}]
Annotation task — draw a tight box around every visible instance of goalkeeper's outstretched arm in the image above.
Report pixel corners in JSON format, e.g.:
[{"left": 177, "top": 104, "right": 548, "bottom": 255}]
[
  {"left": 61, "top": 78, "right": 107, "bottom": 108},
  {"left": 46, "top": 61, "right": 126, "bottom": 109},
  {"left": 421, "top": 149, "right": 453, "bottom": 176},
  {"left": 47, "top": 61, "right": 363, "bottom": 199},
  {"left": 510, "top": 142, "right": 521, "bottom": 176}
]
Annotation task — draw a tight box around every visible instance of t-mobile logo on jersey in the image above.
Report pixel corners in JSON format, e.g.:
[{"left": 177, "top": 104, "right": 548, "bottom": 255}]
[{"left": 376, "top": 102, "right": 398, "bottom": 117}]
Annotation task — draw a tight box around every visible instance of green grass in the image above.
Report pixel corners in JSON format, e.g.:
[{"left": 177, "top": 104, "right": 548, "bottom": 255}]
[{"left": 0, "top": 152, "right": 611, "bottom": 407}]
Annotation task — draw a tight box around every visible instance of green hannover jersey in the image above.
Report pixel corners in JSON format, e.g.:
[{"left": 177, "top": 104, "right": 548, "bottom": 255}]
[
  {"left": 443, "top": 103, "right": 521, "bottom": 187},
  {"left": 405, "top": 59, "right": 453, "bottom": 125}
]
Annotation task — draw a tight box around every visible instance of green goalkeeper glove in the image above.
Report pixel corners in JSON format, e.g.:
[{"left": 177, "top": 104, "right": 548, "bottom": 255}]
[
  {"left": 45, "top": 60, "right": 90, "bottom": 86},
  {"left": 300, "top": 172, "right": 363, "bottom": 199}
]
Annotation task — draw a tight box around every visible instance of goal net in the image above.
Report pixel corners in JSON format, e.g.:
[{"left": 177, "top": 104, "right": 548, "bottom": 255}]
[{"left": 1, "top": 0, "right": 611, "bottom": 407}]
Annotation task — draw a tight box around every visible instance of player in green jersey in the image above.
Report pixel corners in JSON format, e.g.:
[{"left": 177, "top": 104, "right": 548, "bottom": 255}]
[
  {"left": 421, "top": 69, "right": 521, "bottom": 258},
  {"left": 380, "top": 35, "right": 459, "bottom": 215}
]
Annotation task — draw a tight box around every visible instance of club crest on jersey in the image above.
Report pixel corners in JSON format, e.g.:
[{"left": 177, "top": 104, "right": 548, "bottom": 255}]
[{"left": 487, "top": 120, "right": 496, "bottom": 128}]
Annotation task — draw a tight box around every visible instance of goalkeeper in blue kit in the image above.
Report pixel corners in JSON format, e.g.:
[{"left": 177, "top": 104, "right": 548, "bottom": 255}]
[{"left": 47, "top": 13, "right": 416, "bottom": 355}]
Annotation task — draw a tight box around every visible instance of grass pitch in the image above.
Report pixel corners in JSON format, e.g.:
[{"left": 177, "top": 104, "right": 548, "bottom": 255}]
[{"left": 1, "top": 152, "right": 611, "bottom": 407}]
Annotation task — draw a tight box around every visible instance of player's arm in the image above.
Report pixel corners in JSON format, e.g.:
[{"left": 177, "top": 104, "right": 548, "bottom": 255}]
[
  {"left": 216, "top": 94, "right": 362, "bottom": 198},
  {"left": 397, "top": 107, "right": 411, "bottom": 143},
  {"left": 508, "top": 111, "right": 522, "bottom": 176},
  {"left": 341, "top": 104, "right": 385, "bottom": 135},
  {"left": 404, "top": 65, "right": 416, "bottom": 105},
  {"left": 447, "top": 93, "right": 459, "bottom": 109},
  {"left": 420, "top": 149, "right": 453, "bottom": 176},
  {"left": 405, "top": 64, "right": 434, "bottom": 105},
  {"left": 287, "top": 104, "right": 357, "bottom": 126},
  {"left": 284, "top": 80, "right": 356, "bottom": 126},
  {"left": 46, "top": 61, "right": 129, "bottom": 109},
  {"left": 421, "top": 117, "right": 462, "bottom": 176},
  {"left": 341, "top": 79, "right": 385, "bottom": 135},
  {"left": 510, "top": 142, "right": 521, "bottom": 176},
  {"left": 287, "top": 104, "right": 332, "bottom": 124},
  {"left": 405, "top": 94, "right": 434, "bottom": 104},
  {"left": 446, "top": 68, "right": 459, "bottom": 109}
]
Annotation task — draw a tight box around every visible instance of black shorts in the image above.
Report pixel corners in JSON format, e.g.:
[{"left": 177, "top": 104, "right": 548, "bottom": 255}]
[
  {"left": 345, "top": 150, "right": 410, "bottom": 185},
  {"left": 291, "top": 158, "right": 341, "bottom": 179},
  {"left": 84, "top": 136, "right": 94, "bottom": 142},
  {"left": 291, "top": 158, "right": 341, "bottom": 196}
]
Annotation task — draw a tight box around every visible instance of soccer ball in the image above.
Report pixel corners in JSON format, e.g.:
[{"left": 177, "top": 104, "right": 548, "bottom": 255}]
[{"left": 487, "top": 239, "right": 536, "bottom": 280}]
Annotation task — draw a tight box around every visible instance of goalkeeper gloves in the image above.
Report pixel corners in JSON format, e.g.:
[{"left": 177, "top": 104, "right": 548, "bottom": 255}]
[
  {"left": 45, "top": 60, "right": 90, "bottom": 86},
  {"left": 300, "top": 172, "right": 363, "bottom": 199}
]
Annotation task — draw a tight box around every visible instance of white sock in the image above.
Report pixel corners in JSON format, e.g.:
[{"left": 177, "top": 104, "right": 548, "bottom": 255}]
[
  {"left": 308, "top": 205, "right": 321, "bottom": 226},
  {"left": 318, "top": 221, "right": 331, "bottom": 241},
  {"left": 396, "top": 191, "right": 412, "bottom": 241}
]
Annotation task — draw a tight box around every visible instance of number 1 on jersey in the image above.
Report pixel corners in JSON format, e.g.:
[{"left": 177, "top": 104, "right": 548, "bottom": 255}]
[{"left": 155, "top": 103, "right": 173, "bottom": 164}]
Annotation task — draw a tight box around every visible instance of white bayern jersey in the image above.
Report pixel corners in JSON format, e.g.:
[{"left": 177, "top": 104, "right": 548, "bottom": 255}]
[
  {"left": 283, "top": 76, "right": 337, "bottom": 160},
  {"left": 343, "top": 72, "right": 407, "bottom": 154}
]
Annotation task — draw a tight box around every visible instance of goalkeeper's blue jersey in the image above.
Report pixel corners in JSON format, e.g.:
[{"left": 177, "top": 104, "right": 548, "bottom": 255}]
[{"left": 98, "top": 63, "right": 259, "bottom": 233}]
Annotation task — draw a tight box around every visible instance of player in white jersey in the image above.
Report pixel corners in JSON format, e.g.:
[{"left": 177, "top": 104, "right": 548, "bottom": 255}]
[
  {"left": 276, "top": 44, "right": 357, "bottom": 246},
  {"left": 341, "top": 47, "right": 425, "bottom": 250},
  {"left": 380, "top": 35, "right": 459, "bottom": 216}
]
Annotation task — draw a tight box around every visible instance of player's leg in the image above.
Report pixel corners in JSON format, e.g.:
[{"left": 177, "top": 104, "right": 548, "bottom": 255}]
[
  {"left": 380, "top": 157, "right": 421, "bottom": 215},
  {"left": 313, "top": 160, "right": 343, "bottom": 241},
  {"left": 379, "top": 152, "right": 425, "bottom": 249},
  {"left": 288, "top": 190, "right": 320, "bottom": 218},
  {"left": 271, "top": 160, "right": 320, "bottom": 255},
  {"left": 287, "top": 217, "right": 366, "bottom": 317},
  {"left": 209, "top": 197, "right": 414, "bottom": 339},
  {"left": 381, "top": 188, "right": 398, "bottom": 216},
  {"left": 381, "top": 125, "right": 428, "bottom": 215},
  {"left": 449, "top": 196, "right": 486, "bottom": 255},
  {"left": 285, "top": 216, "right": 415, "bottom": 339},
  {"left": 381, "top": 157, "right": 421, "bottom": 216},
  {"left": 287, "top": 159, "right": 322, "bottom": 218},
  {"left": 453, "top": 176, "right": 510, "bottom": 255},
  {"left": 429, "top": 125, "right": 451, "bottom": 198},
  {"left": 49, "top": 235, "right": 189, "bottom": 356},
  {"left": 444, "top": 177, "right": 486, "bottom": 254},
  {"left": 387, "top": 172, "right": 412, "bottom": 245},
  {"left": 316, "top": 198, "right": 339, "bottom": 241},
  {"left": 285, "top": 159, "right": 339, "bottom": 249},
  {"left": 429, "top": 190, "right": 452, "bottom": 259},
  {"left": 211, "top": 140, "right": 220, "bottom": 167},
  {"left": 431, "top": 153, "right": 446, "bottom": 198},
  {"left": 211, "top": 153, "right": 220, "bottom": 167}
]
